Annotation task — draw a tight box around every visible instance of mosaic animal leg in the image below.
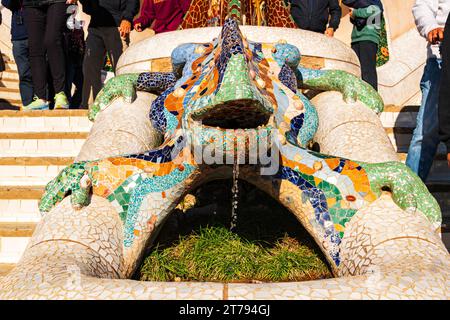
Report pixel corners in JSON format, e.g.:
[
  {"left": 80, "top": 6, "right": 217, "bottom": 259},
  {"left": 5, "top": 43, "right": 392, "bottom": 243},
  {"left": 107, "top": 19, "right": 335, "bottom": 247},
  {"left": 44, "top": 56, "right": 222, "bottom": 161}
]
[
  {"left": 88, "top": 72, "right": 178, "bottom": 122},
  {"left": 364, "top": 161, "right": 441, "bottom": 228},
  {"left": 89, "top": 74, "right": 139, "bottom": 121},
  {"left": 271, "top": 139, "right": 442, "bottom": 269},
  {"left": 39, "top": 162, "right": 93, "bottom": 214},
  {"left": 296, "top": 67, "right": 384, "bottom": 114}
]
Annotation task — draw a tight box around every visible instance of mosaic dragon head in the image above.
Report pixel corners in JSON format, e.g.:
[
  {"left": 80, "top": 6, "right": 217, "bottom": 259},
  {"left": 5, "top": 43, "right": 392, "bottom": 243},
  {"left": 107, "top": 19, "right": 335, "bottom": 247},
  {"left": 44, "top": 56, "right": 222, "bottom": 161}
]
[{"left": 37, "top": 20, "right": 441, "bottom": 275}]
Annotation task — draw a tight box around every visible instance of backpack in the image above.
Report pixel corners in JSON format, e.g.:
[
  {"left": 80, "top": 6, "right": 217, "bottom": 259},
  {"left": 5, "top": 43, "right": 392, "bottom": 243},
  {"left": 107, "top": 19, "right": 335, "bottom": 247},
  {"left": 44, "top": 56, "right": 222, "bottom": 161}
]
[{"left": 344, "top": 0, "right": 384, "bottom": 31}]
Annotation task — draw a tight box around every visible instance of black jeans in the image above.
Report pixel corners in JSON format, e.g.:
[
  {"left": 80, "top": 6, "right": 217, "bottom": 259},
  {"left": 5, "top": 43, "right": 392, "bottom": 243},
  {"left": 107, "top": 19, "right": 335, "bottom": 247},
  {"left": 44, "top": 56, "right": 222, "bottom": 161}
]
[
  {"left": 24, "top": 3, "right": 67, "bottom": 100},
  {"left": 81, "top": 27, "right": 129, "bottom": 108},
  {"left": 439, "top": 14, "right": 450, "bottom": 152},
  {"left": 352, "top": 41, "right": 378, "bottom": 91},
  {"left": 65, "top": 55, "right": 84, "bottom": 108}
]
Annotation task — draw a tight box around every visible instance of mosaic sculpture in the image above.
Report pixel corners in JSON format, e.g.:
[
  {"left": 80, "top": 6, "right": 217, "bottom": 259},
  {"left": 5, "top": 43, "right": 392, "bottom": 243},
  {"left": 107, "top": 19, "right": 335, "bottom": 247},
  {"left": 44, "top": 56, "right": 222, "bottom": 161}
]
[
  {"left": 1, "top": 19, "right": 448, "bottom": 300},
  {"left": 40, "top": 19, "right": 438, "bottom": 267}
]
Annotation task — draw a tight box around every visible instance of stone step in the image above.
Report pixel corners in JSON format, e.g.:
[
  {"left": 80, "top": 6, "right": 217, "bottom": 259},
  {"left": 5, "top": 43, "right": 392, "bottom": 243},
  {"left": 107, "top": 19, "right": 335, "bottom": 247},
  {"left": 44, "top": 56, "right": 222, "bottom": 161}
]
[
  {"left": 0, "top": 157, "right": 74, "bottom": 166},
  {"left": 0, "top": 69, "right": 19, "bottom": 81},
  {"left": 0, "top": 87, "right": 21, "bottom": 101},
  {"left": 384, "top": 105, "right": 419, "bottom": 113},
  {"left": 0, "top": 77, "right": 19, "bottom": 89},
  {"left": 0, "top": 138, "right": 86, "bottom": 157},
  {"left": 0, "top": 237, "right": 29, "bottom": 264},
  {"left": 380, "top": 105, "right": 419, "bottom": 129},
  {"left": 0, "top": 186, "right": 45, "bottom": 200},
  {"left": 4, "top": 61, "right": 17, "bottom": 72},
  {"left": 0, "top": 110, "right": 89, "bottom": 117},
  {"left": 0, "top": 157, "right": 71, "bottom": 187},
  {"left": 0, "top": 110, "right": 91, "bottom": 132},
  {"left": 0, "top": 170, "right": 65, "bottom": 186},
  {"left": 0, "top": 199, "right": 41, "bottom": 222},
  {"left": 0, "top": 222, "right": 36, "bottom": 237},
  {"left": 1, "top": 55, "right": 17, "bottom": 70}
]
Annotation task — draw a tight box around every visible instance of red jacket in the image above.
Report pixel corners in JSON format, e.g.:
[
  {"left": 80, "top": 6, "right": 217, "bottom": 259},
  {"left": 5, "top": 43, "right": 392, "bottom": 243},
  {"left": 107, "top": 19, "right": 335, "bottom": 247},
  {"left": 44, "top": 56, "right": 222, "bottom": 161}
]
[{"left": 133, "top": 0, "right": 191, "bottom": 34}]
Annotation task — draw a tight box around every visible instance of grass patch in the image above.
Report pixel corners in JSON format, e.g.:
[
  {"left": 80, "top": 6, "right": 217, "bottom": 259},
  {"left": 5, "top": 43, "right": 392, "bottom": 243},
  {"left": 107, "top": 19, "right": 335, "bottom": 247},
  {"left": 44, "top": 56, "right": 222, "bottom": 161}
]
[
  {"left": 138, "top": 179, "right": 333, "bottom": 283},
  {"left": 140, "top": 226, "right": 331, "bottom": 282}
]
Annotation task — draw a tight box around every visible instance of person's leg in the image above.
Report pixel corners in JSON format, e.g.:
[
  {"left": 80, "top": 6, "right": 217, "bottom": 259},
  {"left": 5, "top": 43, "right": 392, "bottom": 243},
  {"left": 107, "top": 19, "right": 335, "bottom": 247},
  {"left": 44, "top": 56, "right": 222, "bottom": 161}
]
[
  {"left": 0, "top": 49, "right": 5, "bottom": 73},
  {"left": 355, "top": 41, "right": 378, "bottom": 90},
  {"left": 102, "top": 27, "right": 129, "bottom": 73},
  {"left": 406, "top": 58, "right": 442, "bottom": 181},
  {"left": 81, "top": 27, "right": 106, "bottom": 108},
  {"left": 71, "top": 59, "right": 84, "bottom": 108},
  {"left": 44, "top": 2, "right": 68, "bottom": 97},
  {"left": 24, "top": 6, "right": 47, "bottom": 100},
  {"left": 351, "top": 42, "right": 361, "bottom": 60},
  {"left": 439, "top": 14, "right": 450, "bottom": 166},
  {"left": 12, "top": 39, "right": 34, "bottom": 106},
  {"left": 65, "top": 59, "right": 75, "bottom": 107}
]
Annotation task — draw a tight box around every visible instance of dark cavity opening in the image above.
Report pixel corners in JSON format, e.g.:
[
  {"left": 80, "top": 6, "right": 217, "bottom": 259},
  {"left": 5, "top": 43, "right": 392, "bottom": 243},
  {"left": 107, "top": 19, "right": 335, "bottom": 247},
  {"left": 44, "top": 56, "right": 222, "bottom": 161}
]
[
  {"left": 135, "top": 179, "right": 333, "bottom": 283},
  {"left": 193, "top": 99, "right": 270, "bottom": 129}
]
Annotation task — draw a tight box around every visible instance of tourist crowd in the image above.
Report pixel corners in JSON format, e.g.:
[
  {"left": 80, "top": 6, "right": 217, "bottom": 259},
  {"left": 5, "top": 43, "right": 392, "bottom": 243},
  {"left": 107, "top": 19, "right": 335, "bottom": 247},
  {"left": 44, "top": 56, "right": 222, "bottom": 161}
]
[{"left": 0, "top": 0, "right": 449, "bottom": 170}]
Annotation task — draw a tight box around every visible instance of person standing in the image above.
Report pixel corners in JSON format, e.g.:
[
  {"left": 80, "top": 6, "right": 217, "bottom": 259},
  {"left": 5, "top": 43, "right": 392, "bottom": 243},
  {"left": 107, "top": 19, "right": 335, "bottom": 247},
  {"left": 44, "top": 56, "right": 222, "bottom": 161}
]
[
  {"left": 2, "top": 0, "right": 34, "bottom": 108},
  {"left": 79, "top": 0, "right": 139, "bottom": 109},
  {"left": 0, "top": 9, "right": 5, "bottom": 75},
  {"left": 63, "top": 25, "right": 85, "bottom": 109},
  {"left": 285, "top": 0, "right": 342, "bottom": 37},
  {"left": 406, "top": 0, "right": 450, "bottom": 181},
  {"left": 343, "top": 0, "right": 383, "bottom": 91},
  {"left": 133, "top": 0, "right": 191, "bottom": 35},
  {"left": 439, "top": 13, "right": 450, "bottom": 168},
  {"left": 21, "top": 0, "right": 75, "bottom": 110}
]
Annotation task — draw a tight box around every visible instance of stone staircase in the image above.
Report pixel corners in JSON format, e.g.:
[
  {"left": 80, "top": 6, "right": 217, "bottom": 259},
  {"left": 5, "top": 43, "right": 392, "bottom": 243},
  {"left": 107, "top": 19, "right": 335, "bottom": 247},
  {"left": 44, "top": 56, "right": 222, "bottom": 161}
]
[{"left": 0, "top": 110, "right": 91, "bottom": 275}]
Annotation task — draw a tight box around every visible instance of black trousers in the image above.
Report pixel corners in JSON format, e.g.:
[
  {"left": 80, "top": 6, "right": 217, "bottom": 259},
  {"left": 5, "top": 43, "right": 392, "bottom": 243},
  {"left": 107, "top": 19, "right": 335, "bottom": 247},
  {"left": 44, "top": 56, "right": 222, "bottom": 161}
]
[
  {"left": 352, "top": 41, "right": 378, "bottom": 91},
  {"left": 25, "top": 3, "right": 67, "bottom": 100},
  {"left": 439, "top": 13, "right": 450, "bottom": 152}
]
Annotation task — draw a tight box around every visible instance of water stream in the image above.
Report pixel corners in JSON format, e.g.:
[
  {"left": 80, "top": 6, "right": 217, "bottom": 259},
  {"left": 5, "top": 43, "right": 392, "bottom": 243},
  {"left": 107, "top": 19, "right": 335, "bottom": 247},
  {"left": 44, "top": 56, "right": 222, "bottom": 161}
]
[{"left": 230, "top": 158, "right": 239, "bottom": 231}]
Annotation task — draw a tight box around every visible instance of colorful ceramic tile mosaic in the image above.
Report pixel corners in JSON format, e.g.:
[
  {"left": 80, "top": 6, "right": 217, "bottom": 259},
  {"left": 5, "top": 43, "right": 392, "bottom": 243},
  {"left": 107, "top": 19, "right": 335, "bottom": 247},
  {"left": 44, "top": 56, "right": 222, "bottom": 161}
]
[
  {"left": 181, "top": 0, "right": 296, "bottom": 28},
  {"left": 2, "top": 16, "right": 449, "bottom": 300},
  {"left": 39, "top": 19, "right": 441, "bottom": 269},
  {"left": 376, "top": 17, "right": 390, "bottom": 67}
]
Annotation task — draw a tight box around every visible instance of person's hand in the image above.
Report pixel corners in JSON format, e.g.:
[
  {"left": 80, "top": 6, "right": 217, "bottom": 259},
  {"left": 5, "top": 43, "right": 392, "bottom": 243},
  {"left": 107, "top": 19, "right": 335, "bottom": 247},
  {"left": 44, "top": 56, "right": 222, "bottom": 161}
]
[
  {"left": 325, "top": 27, "right": 335, "bottom": 37},
  {"left": 66, "top": 0, "right": 78, "bottom": 4},
  {"left": 119, "top": 20, "right": 132, "bottom": 38},
  {"left": 427, "top": 27, "right": 445, "bottom": 44},
  {"left": 134, "top": 22, "right": 143, "bottom": 32}
]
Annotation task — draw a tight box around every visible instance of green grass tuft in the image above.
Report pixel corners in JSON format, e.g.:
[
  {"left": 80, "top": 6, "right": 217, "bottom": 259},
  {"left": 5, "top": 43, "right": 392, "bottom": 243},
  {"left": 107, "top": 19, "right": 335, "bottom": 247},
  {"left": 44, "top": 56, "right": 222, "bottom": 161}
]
[
  {"left": 138, "top": 179, "right": 333, "bottom": 283},
  {"left": 139, "top": 226, "right": 331, "bottom": 282}
]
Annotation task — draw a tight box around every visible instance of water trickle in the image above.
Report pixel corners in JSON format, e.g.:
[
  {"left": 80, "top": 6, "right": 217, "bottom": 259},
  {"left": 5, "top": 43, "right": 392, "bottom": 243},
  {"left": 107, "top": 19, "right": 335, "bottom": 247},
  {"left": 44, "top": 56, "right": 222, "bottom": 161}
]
[{"left": 230, "top": 157, "right": 240, "bottom": 231}]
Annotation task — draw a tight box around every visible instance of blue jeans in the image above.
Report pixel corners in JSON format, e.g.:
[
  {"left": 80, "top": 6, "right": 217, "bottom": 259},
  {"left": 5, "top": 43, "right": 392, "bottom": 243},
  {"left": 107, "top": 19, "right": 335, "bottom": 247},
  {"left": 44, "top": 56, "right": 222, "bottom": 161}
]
[
  {"left": 12, "top": 39, "right": 34, "bottom": 106},
  {"left": 406, "top": 58, "right": 442, "bottom": 181}
]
